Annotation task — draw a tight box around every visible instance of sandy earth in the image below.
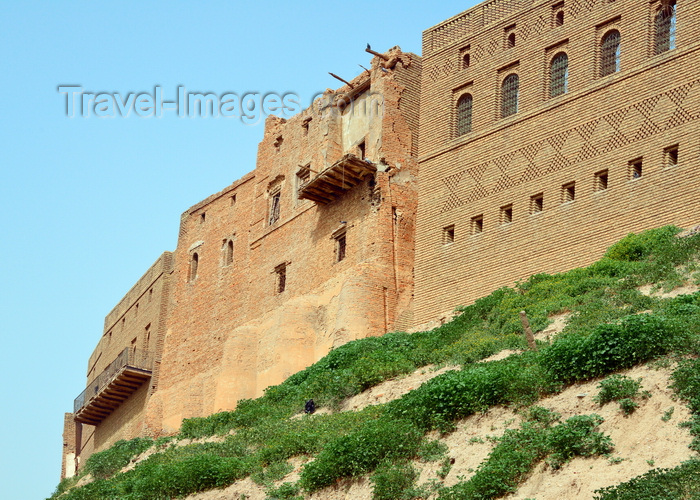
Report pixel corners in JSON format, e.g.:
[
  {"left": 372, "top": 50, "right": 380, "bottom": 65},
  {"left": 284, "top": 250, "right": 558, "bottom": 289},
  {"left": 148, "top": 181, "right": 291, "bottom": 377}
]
[{"left": 82, "top": 307, "right": 696, "bottom": 500}]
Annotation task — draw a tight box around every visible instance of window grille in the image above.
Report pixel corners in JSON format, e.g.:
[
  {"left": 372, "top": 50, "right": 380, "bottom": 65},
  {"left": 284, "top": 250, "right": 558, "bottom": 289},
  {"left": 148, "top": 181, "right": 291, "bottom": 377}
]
[
  {"left": 501, "top": 74, "right": 519, "bottom": 118},
  {"left": 600, "top": 30, "right": 621, "bottom": 76},
  {"left": 550, "top": 53, "right": 569, "bottom": 97},
  {"left": 335, "top": 232, "right": 347, "bottom": 261},
  {"left": 655, "top": 2, "right": 676, "bottom": 54},
  {"left": 456, "top": 94, "right": 473, "bottom": 136}
]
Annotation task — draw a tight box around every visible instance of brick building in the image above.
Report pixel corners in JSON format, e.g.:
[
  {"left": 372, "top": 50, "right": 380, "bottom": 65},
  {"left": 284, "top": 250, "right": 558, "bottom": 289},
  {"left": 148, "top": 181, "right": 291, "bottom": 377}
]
[
  {"left": 62, "top": 47, "right": 421, "bottom": 475},
  {"left": 62, "top": 0, "right": 700, "bottom": 478},
  {"left": 415, "top": 0, "right": 700, "bottom": 324}
]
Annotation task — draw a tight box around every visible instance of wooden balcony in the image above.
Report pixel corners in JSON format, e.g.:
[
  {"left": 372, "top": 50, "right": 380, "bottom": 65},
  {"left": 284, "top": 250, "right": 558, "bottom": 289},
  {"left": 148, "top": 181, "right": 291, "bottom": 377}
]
[
  {"left": 298, "top": 154, "right": 377, "bottom": 204},
  {"left": 74, "top": 348, "right": 152, "bottom": 425}
]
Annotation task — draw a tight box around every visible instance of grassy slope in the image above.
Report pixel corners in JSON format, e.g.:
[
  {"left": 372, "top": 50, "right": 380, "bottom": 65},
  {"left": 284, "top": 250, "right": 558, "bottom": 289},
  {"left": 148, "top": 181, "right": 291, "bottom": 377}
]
[{"left": 51, "top": 226, "right": 700, "bottom": 500}]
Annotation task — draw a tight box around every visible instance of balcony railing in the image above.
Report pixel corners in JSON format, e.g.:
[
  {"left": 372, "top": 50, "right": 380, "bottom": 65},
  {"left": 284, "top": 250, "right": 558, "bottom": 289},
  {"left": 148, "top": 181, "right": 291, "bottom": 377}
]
[{"left": 74, "top": 348, "right": 153, "bottom": 425}]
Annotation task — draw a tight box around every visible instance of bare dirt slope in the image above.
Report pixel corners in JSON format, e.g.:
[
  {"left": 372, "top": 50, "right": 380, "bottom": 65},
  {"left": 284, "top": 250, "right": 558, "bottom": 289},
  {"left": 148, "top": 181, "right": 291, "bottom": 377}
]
[{"left": 181, "top": 308, "right": 696, "bottom": 499}]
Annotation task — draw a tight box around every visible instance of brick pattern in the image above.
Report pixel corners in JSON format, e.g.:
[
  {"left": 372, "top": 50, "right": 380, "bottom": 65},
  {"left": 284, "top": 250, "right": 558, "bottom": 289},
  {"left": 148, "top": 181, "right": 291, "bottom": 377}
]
[{"left": 415, "top": 0, "right": 700, "bottom": 324}]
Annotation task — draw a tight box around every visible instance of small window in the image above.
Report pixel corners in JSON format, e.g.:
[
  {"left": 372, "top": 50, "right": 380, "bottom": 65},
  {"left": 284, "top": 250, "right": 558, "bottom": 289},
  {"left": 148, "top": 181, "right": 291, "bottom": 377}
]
[
  {"left": 275, "top": 263, "right": 286, "bottom": 294},
  {"left": 358, "top": 141, "right": 366, "bottom": 159},
  {"left": 148, "top": 288, "right": 153, "bottom": 302},
  {"left": 594, "top": 170, "right": 609, "bottom": 191},
  {"left": 664, "top": 144, "right": 679, "bottom": 167},
  {"left": 654, "top": 1, "right": 676, "bottom": 55},
  {"left": 530, "top": 193, "right": 544, "bottom": 214},
  {"left": 225, "top": 240, "right": 234, "bottom": 265},
  {"left": 122, "top": 317, "right": 126, "bottom": 329},
  {"left": 269, "top": 190, "right": 281, "bottom": 225},
  {"left": 600, "top": 30, "right": 621, "bottom": 77},
  {"left": 562, "top": 182, "right": 576, "bottom": 203},
  {"left": 550, "top": 53, "right": 569, "bottom": 97},
  {"left": 296, "top": 167, "right": 311, "bottom": 200},
  {"left": 200, "top": 213, "right": 206, "bottom": 223},
  {"left": 471, "top": 215, "right": 484, "bottom": 234},
  {"left": 507, "top": 32, "right": 516, "bottom": 48},
  {"left": 274, "top": 135, "right": 283, "bottom": 151},
  {"left": 555, "top": 10, "right": 564, "bottom": 26},
  {"left": 500, "top": 204, "right": 513, "bottom": 224},
  {"left": 456, "top": 94, "right": 473, "bottom": 136},
  {"left": 190, "top": 252, "right": 199, "bottom": 281},
  {"left": 302, "top": 117, "right": 311, "bottom": 135},
  {"left": 335, "top": 231, "right": 347, "bottom": 262},
  {"left": 443, "top": 225, "right": 455, "bottom": 245},
  {"left": 462, "top": 53, "right": 471, "bottom": 68},
  {"left": 501, "top": 74, "right": 519, "bottom": 118},
  {"left": 230, "top": 194, "right": 237, "bottom": 206},
  {"left": 135, "top": 303, "right": 139, "bottom": 317},
  {"left": 629, "top": 158, "right": 643, "bottom": 179}
]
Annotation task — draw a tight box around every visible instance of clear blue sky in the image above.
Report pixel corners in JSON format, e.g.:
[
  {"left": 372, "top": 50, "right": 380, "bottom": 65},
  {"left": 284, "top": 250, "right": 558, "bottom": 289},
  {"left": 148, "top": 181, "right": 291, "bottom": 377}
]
[{"left": 0, "top": 1, "right": 478, "bottom": 498}]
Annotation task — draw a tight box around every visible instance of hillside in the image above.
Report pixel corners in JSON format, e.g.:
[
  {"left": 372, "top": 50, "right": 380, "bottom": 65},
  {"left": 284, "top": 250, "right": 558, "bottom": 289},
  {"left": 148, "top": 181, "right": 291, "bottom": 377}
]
[{"left": 51, "top": 226, "right": 700, "bottom": 500}]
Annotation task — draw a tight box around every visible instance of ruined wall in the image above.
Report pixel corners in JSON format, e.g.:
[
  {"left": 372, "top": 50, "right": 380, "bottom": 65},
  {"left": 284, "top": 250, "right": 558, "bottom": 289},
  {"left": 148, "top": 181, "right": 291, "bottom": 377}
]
[
  {"left": 144, "top": 51, "right": 421, "bottom": 433},
  {"left": 415, "top": 0, "right": 700, "bottom": 324},
  {"left": 60, "top": 413, "right": 76, "bottom": 480}
]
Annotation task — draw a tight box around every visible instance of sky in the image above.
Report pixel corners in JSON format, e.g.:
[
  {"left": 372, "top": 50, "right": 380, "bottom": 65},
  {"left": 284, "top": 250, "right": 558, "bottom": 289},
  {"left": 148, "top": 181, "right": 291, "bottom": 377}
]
[{"left": 0, "top": 1, "right": 479, "bottom": 498}]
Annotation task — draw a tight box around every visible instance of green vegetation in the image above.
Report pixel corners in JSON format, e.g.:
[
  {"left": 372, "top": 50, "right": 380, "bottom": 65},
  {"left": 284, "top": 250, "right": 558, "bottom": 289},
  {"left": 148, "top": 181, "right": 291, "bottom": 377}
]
[
  {"left": 594, "top": 459, "right": 700, "bottom": 499},
  {"left": 439, "top": 413, "right": 613, "bottom": 499},
  {"left": 593, "top": 374, "right": 650, "bottom": 415},
  {"left": 50, "top": 227, "right": 700, "bottom": 500}
]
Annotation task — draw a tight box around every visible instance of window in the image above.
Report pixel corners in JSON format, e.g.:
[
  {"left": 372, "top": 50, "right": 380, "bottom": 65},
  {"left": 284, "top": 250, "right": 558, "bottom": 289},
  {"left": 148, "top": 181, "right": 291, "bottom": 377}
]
[
  {"left": 463, "top": 53, "right": 471, "bottom": 68},
  {"left": 358, "top": 141, "right": 366, "bottom": 159},
  {"left": 200, "top": 212, "right": 206, "bottom": 223},
  {"left": 443, "top": 225, "right": 455, "bottom": 245},
  {"left": 629, "top": 158, "right": 643, "bottom": 179},
  {"left": 555, "top": 10, "right": 564, "bottom": 26},
  {"left": 562, "top": 182, "right": 576, "bottom": 203},
  {"left": 456, "top": 94, "right": 473, "bottom": 136},
  {"left": 335, "top": 231, "right": 347, "bottom": 261},
  {"left": 501, "top": 74, "right": 519, "bottom": 118},
  {"left": 274, "top": 135, "right": 283, "bottom": 151},
  {"left": 302, "top": 117, "right": 311, "bottom": 135},
  {"left": 471, "top": 215, "right": 484, "bottom": 234},
  {"left": 664, "top": 144, "right": 679, "bottom": 167},
  {"left": 230, "top": 194, "right": 237, "bottom": 206},
  {"left": 148, "top": 288, "right": 153, "bottom": 302},
  {"left": 507, "top": 32, "right": 516, "bottom": 48},
  {"left": 550, "top": 53, "right": 569, "bottom": 97},
  {"left": 296, "top": 167, "right": 311, "bottom": 200},
  {"left": 190, "top": 253, "right": 199, "bottom": 281},
  {"left": 269, "top": 190, "right": 281, "bottom": 225},
  {"left": 143, "top": 324, "right": 151, "bottom": 351},
  {"left": 655, "top": 1, "right": 676, "bottom": 54},
  {"left": 500, "top": 204, "right": 513, "bottom": 224},
  {"left": 135, "top": 303, "right": 139, "bottom": 317},
  {"left": 274, "top": 263, "right": 286, "bottom": 294},
  {"left": 594, "top": 169, "right": 609, "bottom": 191},
  {"left": 225, "top": 240, "right": 234, "bottom": 265},
  {"left": 530, "top": 193, "right": 544, "bottom": 214},
  {"left": 600, "top": 30, "right": 621, "bottom": 76}
]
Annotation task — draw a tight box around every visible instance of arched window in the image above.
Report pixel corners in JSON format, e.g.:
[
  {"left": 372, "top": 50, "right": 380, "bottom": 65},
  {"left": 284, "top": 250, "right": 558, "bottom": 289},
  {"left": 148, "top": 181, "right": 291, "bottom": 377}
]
[
  {"left": 462, "top": 53, "right": 470, "bottom": 69},
  {"left": 507, "top": 33, "right": 516, "bottom": 48},
  {"left": 456, "top": 94, "right": 473, "bottom": 136},
  {"left": 555, "top": 10, "right": 564, "bottom": 26},
  {"left": 600, "top": 30, "right": 621, "bottom": 76},
  {"left": 655, "top": 1, "right": 676, "bottom": 54},
  {"left": 190, "top": 253, "right": 199, "bottom": 281},
  {"left": 550, "top": 52, "right": 569, "bottom": 97},
  {"left": 501, "top": 74, "right": 519, "bottom": 118},
  {"left": 225, "top": 240, "right": 234, "bottom": 265}
]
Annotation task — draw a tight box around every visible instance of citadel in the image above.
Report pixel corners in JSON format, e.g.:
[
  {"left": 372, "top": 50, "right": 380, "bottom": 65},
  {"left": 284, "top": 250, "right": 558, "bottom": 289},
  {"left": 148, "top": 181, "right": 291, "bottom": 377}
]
[{"left": 61, "top": 0, "right": 700, "bottom": 479}]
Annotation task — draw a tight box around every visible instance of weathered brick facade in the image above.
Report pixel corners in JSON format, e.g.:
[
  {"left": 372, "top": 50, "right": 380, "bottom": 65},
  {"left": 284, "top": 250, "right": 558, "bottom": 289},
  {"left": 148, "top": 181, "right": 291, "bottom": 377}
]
[
  {"left": 62, "top": 0, "right": 700, "bottom": 478},
  {"left": 63, "top": 48, "right": 420, "bottom": 473},
  {"left": 415, "top": 0, "right": 700, "bottom": 324}
]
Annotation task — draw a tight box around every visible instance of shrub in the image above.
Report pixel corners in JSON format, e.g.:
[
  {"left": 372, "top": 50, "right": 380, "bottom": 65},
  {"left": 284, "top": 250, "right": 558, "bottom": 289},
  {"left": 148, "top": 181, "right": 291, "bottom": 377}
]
[
  {"left": 546, "top": 414, "right": 613, "bottom": 468},
  {"left": 541, "top": 314, "right": 675, "bottom": 383},
  {"left": 299, "top": 418, "right": 422, "bottom": 492},
  {"left": 83, "top": 437, "right": 153, "bottom": 479},
  {"left": 371, "top": 461, "right": 422, "bottom": 500},
  {"left": 594, "top": 375, "right": 644, "bottom": 405},
  {"left": 594, "top": 459, "right": 700, "bottom": 499}
]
